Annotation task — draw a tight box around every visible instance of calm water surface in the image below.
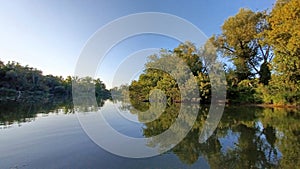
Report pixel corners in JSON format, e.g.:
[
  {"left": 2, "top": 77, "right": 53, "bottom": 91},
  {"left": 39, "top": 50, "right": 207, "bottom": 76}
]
[{"left": 0, "top": 101, "right": 299, "bottom": 169}]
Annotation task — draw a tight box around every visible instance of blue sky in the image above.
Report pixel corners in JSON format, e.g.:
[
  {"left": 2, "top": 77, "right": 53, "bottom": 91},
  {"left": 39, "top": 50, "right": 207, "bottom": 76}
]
[{"left": 0, "top": 0, "right": 275, "bottom": 88}]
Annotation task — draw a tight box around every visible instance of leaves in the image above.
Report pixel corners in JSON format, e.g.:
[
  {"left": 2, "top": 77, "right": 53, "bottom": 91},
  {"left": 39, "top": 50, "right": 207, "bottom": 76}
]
[
  {"left": 0, "top": 60, "right": 110, "bottom": 103},
  {"left": 267, "top": 0, "right": 300, "bottom": 83},
  {"left": 213, "top": 8, "right": 272, "bottom": 83}
]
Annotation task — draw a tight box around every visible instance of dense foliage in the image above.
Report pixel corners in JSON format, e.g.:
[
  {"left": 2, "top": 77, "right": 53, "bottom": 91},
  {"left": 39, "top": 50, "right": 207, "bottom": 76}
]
[
  {"left": 217, "top": 0, "right": 299, "bottom": 105},
  {"left": 123, "top": 42, "right": 214, "bottom": 106},
  {"left": 1, "top": 1, "right": 299, "bottom": 167},
  {"left": 0, "top": 60, "right": 111, "bottom": 104},
  {"left": 116, "top": 0, "right": 300, "bottom": 106},
  {"left": 1, "top": 0, "right": 299, "bottom": 107}
]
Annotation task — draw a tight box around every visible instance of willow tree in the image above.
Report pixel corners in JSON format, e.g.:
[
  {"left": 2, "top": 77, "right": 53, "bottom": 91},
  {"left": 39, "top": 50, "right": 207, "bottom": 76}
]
[{"left": 212, "top": 8, "right": 272, "bottom": 84}]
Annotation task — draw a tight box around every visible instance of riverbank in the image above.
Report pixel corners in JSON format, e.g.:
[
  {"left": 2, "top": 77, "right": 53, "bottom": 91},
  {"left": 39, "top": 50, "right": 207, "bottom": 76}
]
[{"left": 227, "top": 103, "right": 300, "bottom": 109}]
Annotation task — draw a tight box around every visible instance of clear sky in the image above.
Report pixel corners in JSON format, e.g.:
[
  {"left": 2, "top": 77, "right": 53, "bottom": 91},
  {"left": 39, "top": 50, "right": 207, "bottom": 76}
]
[{"left": 0, "top": 0, "right": 275, "bottom": 89}]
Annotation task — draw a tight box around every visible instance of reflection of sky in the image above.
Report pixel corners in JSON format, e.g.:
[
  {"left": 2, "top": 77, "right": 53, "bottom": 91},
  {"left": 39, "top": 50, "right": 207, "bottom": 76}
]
[
  {"left": 101, "top": 101, "right": 145, "bottom": 138},
  {"left": 219, "top": 121, "right": 283, "bottom": 165},
  {"left": 219, "top": 129, "right": 240, "bottom": 153},
  {"left": 0, "top": 0, "right": 275, "bottom": 88},
  {"left": 255, "top": 121, "right": 283, "bottom": 163},
  {"left": 1, "top": 106, "right": 211, "bottom": 169}
]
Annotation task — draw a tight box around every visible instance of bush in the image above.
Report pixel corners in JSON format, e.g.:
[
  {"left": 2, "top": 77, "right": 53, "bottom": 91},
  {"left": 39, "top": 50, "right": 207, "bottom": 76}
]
[{"left": 228, "top": 79, "right": 262, "bottom": 104}]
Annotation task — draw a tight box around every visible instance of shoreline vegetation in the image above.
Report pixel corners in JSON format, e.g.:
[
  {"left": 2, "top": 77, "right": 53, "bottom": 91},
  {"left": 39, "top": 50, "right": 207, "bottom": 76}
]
[
  {"left": 111, "top": 0, "right": 300, "bottom": 108},
  {"left": 140, "top": 98, "right": 300, "bottom": 109},
  {"left": 1, "top": 0, "right": 299, "bottom": 109},
  {"left": 242, "top": 103, "right": 300, "bottom": 109},
  {"left": 0, "top": 60, "right": 111, "bottom": 105}
]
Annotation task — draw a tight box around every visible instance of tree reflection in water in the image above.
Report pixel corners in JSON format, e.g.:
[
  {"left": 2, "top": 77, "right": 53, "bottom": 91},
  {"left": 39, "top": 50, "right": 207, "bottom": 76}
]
[
  {"left": 1, "top": 99, "right": 299, "bottom": 168},
  {"left": 0, "top": 98, "right": 106, "bottom": 129},
  {"left": 126, "top": 102, "right": 300, "bottom": 169}
]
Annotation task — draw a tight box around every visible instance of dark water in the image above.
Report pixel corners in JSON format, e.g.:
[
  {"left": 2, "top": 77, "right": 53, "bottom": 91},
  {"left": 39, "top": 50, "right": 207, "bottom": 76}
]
[{"left": 0, "top": 101, "right": 299, "bottom": 169}]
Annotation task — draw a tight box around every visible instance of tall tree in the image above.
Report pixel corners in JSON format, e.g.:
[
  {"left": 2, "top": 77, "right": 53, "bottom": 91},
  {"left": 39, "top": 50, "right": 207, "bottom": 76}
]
[
  {"left": 173, "top": 41, "right": 203, "bottom": 76},
  {"left": 212, "top": 8, "right": 272, "bottom": 84},
  {"left": 267, "top": 0, "right": 300, "bottom": 83}
]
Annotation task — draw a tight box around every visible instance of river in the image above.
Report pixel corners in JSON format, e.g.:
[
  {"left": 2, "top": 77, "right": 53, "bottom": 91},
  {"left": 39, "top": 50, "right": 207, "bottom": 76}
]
[{"left": 0, "top": 100, "right": 299, "bottom": 169}]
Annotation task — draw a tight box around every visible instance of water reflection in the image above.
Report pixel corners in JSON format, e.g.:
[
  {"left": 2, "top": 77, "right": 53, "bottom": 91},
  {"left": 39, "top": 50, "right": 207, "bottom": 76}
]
[
  {"left": 126, "top": 102, "right": 300, "bottom": 168},
  {"left": 1, "top": 99, "right": 299, "bottom": 168},
  {"left": 0, "top": 99, "right": 106, "bottom": 129}
]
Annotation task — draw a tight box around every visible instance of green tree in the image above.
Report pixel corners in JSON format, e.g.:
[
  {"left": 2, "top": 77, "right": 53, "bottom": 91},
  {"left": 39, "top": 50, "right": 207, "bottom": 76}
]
[
  {"left": 263, "top": 0, "right": 300, "bottom": 105},
  {"left": 267, "top": 0, "right": 300, "bottom": 82},
  {"left": 212, "top": 9, "right": 272, "bottom": 84},
  {"left": 129, "top": 42, "right": 210, "bottom": 104},
  {"left": 173, "top": 41, "right": 203, "bottom": 76},
  {"left": 0, "top": 60, "right": 110, "bottom": 103},
  {"left": 94, "top": 78, "right": 111, "bottom": 102}
]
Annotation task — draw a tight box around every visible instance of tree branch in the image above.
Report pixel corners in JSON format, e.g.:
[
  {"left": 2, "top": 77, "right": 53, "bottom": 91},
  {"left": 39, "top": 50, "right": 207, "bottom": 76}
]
[
  {"left": 221, "top": 45, "right": 235, "bottom": 54},
  {"left": 249, "top": 60, "right": 260, "bottom": 74}
]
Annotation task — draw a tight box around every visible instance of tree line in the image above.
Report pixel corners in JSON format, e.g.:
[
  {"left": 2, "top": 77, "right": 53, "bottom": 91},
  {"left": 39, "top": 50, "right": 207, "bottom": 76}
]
[
  {"left": 1, "top": 0, "right": 299, "bottom": 106},
  {"left": 0, "top": 60, "right": 111, "bottom": 103},
  {"left": 113, "top": 0, "right": 299, "bottom": 106}
]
